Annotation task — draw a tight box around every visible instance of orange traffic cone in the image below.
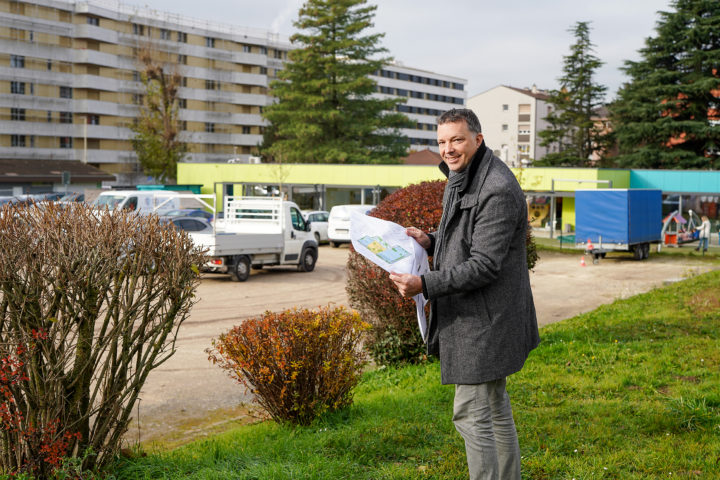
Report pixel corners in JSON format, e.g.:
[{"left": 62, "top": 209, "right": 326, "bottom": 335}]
[{"left": 580, "top": 256, "right": 586, "bottom": 267}]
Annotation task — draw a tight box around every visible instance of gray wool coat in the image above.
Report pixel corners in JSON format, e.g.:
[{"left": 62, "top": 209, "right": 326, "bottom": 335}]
[{"left": 422, "top": 143, "right": 540, "bottom": 385}]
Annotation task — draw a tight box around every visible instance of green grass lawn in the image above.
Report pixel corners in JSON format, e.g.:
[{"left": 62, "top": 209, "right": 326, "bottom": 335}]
[{"left": 114, "top": 269, "right": 720, "bottom": 479}]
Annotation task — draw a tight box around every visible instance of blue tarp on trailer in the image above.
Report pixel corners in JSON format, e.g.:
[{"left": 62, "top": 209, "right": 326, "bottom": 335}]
[{"left": 575, "top": 189, "right": 662, "bottom": 245}]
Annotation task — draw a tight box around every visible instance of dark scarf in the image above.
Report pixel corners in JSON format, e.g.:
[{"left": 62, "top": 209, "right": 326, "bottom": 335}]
[{"left": 434, "top": 141, "right": 487, "bottom": 263}]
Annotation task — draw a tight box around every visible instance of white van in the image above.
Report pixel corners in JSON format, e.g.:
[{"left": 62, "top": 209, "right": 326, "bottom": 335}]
[
  {"left": 92, "top": 190, "right": 180, "bottom": 215},
  {"left": 328, "top": 204, "right": 373, "bottom": 248}
]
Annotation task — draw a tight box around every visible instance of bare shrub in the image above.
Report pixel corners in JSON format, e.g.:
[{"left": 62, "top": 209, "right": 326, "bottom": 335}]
[{"left": 0, "top": 201, "right": 204, "bottom": 473}]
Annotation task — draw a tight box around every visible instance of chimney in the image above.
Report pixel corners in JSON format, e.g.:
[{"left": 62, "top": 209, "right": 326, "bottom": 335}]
[{"left": 531, "top": 84, "right": 538, "bottom": 94}]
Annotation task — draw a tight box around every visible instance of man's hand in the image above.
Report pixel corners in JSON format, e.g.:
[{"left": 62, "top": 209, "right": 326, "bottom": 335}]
[
  {"left": 406, "top": 227, "right": 431, "bottom": 250},
  {"left": 389, "top": 272, "right": 423, "bottom": 298}
]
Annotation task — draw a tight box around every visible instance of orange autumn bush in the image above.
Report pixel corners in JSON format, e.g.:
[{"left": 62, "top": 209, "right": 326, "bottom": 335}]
[{"left": 207, "top": 306, "right": 368, "bottom": 425}]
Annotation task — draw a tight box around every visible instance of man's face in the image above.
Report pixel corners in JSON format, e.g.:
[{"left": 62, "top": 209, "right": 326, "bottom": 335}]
[{"left": 437, "top": 120, "right": 483, "bottom": 172}]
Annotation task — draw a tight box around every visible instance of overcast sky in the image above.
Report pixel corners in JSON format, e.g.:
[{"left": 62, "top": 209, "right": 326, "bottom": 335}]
[{"left": 138, "top": 0, "right": 673, "bottom": 100}]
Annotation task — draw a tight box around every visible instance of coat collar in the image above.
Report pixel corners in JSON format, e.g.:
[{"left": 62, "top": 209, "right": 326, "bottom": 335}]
[{"left": 438, "top": 140, "right": 488, "bottom": 193}]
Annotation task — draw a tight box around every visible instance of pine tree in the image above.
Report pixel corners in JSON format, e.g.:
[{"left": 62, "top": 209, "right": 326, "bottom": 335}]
[
  {"left": 261, "top": 0, "right": 411, "bottom": 164},
  {"left": 537, "top": 21, "right": 607, "bottom": 167},
  {"left": 612, "top": 0, "right": 720, "bottom": 169},
  {"left": 131, "top": 47, "right": 186, "bottom": 182}
]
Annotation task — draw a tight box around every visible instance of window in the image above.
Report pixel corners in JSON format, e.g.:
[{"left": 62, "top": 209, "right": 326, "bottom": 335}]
[
  {"left": 11, "top": 108, "right": 25, "bottom": 121},
  {"left": 86, "top": 16, "right": 99, "bottom": 26},
  {"left": 11, "top": 135, "right": 26, "bottom": 147},
  {"left": 259, "top": 46, "right": 267, "bottom": 55},
  {"left": 518, "top": 144, "right": 530, "bottom": 153},
  {"left": 47, "top": 59, "right": 52, "bottom": 70},
  {"left": 205, "top": 122, "right": 215, "bottom": 133},
  {"left": 177, "top": 54, "right": 187, "bottom": 64},
  {"left": 502, "top": 104, "right": 509, "bottom": 111},
  {"left": 396, "top": 89, "right": 408, "bottom": 97},
  {"left": 260, "top": 67, "right": 267, "bottom": 75},
  {"left": 132, "top": 94, "right": 143, "bottom": 105},
  {"left": 181, "top": 76, "right": 187, "bottom": 87},
  {"left": 29, "top": 135, "right": 35, "bottom": 147},
  {"left": 10, "top": 81, "right": 25, "bottom": 94},
  {"left": 397, "top": 73, "right": 410, "bottom": 81},
  {"left": 177, "top": 31, "right": 187, "bottom": 43},
  {"left": 132, "top": 23, "right": 144, "bottom": 35},
  {"left": 59, "top": 137, "right": 73, "bottom": 148},
  {"left": 60, "top": 112, "right": 73, "bottom": 123},
  {"left": 453, "top": 82, "right": 464, "bottom": 91},
  {"left": 242, "top": 45, "right": 251, "bottom": 53},
  {"left": 205, "top": 79, "right": 216, "bottom": 90},
  {"left": 47, "top": 111, "right": 52, "bottom": 122},
  {"left": 205, "top": 37, "right": 215, "bottom": 48},
  {"left": 242, "top": 126, "right": 251, "bottom": 134},
  {"left": 29, "top": 30, "right": 34, "bottom": 42},
  {"left": 59, "top": 86, "right": 73, "bottom": 98},
  {"left": 180, "top": 120, "right": 187, "bottom": 130},
  {"left": 132, "top": 70, "right": 141, "bottom": 82},
  {"left": 502, "top": 124, "right": 508, "bottom": 131},
  {"left": 160, "top": 29, "right": 171, "bottom": 40},
  {"left": 10, "top": 55, "right": 25, "bottom": 68},
  {"left": 274, "top": 50, "right": 282, "bottom": 59},
  {"left": 29, "top": 83, "right": 34, "bottom": 95},
  {"left": 178, "top": 98, "right": 187, "bottom": 109},
  {"left": 290, "top": 207, "right": 306, "bottom": 231}
]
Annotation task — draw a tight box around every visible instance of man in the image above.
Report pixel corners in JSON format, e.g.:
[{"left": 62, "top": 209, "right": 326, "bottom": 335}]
[
  {"left": 695, "top": 215, "right": 711, "bottom": 253},
  {"left": 390, "top": 108, "right": 539, "bottom": 480}
]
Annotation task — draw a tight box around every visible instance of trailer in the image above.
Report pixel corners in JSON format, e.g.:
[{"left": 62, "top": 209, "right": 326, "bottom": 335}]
[
  {"left": 574, "top": 189, "right": 662, "bottom": 263},
  {"left": 189, "top": 196, "right": 318, "bottom": 281}
]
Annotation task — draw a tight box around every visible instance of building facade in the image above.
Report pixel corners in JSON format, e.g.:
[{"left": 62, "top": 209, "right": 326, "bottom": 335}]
[
  {"left": 467, "top": 85, "right": 553, "bottom": 167},
  {"left": 371, "top": 63, "right": 466, "bottom": 153},
  {"left": 1, "top": 0, "right": 291, "bottom": 184}
]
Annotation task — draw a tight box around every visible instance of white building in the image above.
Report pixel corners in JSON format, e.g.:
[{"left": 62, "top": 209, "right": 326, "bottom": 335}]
[
  {"left": 467, "top": 85, "right": 553, "bottom": 167},
  {"left": 371, "top": 63, "right": 467, "bottom": 153}
]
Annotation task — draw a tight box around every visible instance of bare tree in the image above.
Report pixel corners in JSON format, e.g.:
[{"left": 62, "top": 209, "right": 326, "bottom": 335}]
[{"left": 131, "top": 46, "right": 187, "bottom": 183}]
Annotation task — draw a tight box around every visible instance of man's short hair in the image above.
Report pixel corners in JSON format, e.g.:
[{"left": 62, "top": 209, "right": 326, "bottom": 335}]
[{"left": 438, "top": 108, "right": 482, "bottom": 135}]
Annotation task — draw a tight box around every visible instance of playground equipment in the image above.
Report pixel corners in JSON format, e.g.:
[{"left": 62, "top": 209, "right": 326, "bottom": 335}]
[{"left": 660, "top": 209, "right": 702, "bottom": 249}]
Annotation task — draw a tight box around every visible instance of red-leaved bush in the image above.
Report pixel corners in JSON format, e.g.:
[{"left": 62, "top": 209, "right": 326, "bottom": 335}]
[
  {"left": 207, "top": 306, "right": 369, "bottom": 426},
  {"left": 346, "top": 180, "right": 446, "bottom": 365}
]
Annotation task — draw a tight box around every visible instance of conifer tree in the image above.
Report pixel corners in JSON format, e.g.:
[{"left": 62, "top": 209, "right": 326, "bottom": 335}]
[
  {"left": 537, "top": 21, "right": 607, "bottom": 167},
  {"left": 612, "top": 0, "right": 720, "bottom": 169},
  {"left": 262, "top": 0, "right": 411, "bottom": 164}
]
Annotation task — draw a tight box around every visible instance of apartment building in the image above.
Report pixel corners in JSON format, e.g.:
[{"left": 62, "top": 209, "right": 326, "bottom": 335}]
[
  {"left": 467, "top": 85, "right": 553, "bottom": 167},
  {"left": 371, "top": 63, "right": 467, "bottom": 153},
  {"left": 1, "top": 0, "right": 290, "bottom": 184}
]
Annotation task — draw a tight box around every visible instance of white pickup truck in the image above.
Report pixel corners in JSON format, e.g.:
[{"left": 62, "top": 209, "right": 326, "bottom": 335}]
[{"left": 189, "top": 196, "right": 318, "bottom": 282}]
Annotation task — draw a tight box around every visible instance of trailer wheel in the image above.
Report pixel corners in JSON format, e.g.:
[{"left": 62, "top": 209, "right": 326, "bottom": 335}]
[
  {"left": 593, "top": 253, "right": 601, "bottom": 264},
  {"left": 633, "top": 245, "right": 644, "bottom": 261},
  {"left": 642, "top": 243, "right": 650, "bottom": 259},
  {"left": 230, "top": 256, "right": 250, "bottom": 282},
  {"left": 298, "top": 248, "right": 317, "bottom": 272}
]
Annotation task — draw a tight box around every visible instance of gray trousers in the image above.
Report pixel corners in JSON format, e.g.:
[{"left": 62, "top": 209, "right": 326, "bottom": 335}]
[{"left": 453, "top": 379, "right": 521, "bottom": 480}]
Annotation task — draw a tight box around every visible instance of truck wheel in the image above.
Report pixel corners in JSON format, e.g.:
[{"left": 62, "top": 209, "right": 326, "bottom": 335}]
[
  {"left": 298, "top": 248, "right": 317, "bottom": 272},
  {"left": 230, "top": 256, "right": 250, "bottom": 282},
  {"left": 633, "top": 245, "right": 644, "bottom": 261}
]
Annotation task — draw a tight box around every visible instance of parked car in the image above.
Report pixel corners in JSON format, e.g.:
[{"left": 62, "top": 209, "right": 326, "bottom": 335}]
[
  {"left": 58, "top": 192, "right": 85, "bottom": 203},
  {"left": 328, "top": 204, "right": 373, "bottom": 247},
  {"left": 302, "top": 210, "right": 329, "bottom": 244},
  {"left": 163, "top": 208, "right": 214, "bottom": 221},
  {"left": 160, "top": 216, "right": 213, "bottom": 234}
]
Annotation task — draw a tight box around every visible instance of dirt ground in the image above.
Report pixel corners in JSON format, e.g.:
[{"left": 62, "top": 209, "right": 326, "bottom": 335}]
[{"left": 133, "top": 246, "right": 712, "bottom": 446}]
